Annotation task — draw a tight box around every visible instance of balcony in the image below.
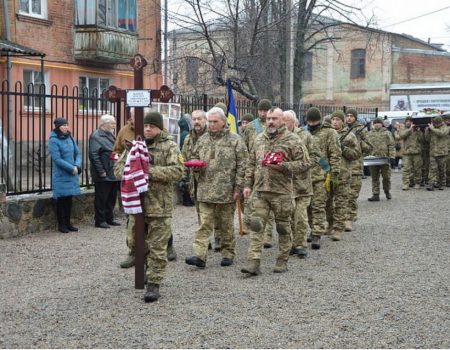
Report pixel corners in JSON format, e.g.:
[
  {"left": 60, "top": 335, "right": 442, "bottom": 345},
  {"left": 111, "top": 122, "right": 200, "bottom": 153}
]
[{"left": 74, "top": 26, "right": 138, "bottom": 64}]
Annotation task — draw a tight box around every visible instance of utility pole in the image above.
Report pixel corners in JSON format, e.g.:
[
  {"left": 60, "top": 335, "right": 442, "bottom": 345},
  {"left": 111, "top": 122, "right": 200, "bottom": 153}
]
[
  {"left": 285, "top": 0, "right": 294, "bottom": 104},
  {"left": 164, "top": 0, "right": 168, "bottom": 84}
]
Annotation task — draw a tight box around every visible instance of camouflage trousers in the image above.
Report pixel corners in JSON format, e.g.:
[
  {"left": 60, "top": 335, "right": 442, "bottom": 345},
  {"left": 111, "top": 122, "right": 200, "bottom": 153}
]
[
  {"left": 144, "top": 216, "right": 172, "bottom": 285},
  {"left": 247, "top": 192, "right": 293, "bottom": 261},
  {"left": 245, "top": 197, "right": 274, "bottom": 242},
  {"left": 125, "top": 215, "right": 149, "bottom": 255},
  {"left": 402, "top": 154, "right": 422, "bottom": 186},
  {"left": 193, "top": 202, "right": 236, "bottom": 261},
  {"left": 421, "top": 149, "right": 430, "bottom": 182},
  {"left": 326, "top": 181, "right": 350, "bottom": 232},
  {"left": 446, "top": 154, "right": 450, "bottom": 185},
  {"left": 291, "top": 196, "right": 311, "bottom": 249},
  {"left": 429, "top": 155, "right": 447, "bottom": 186},
  {"left": 347, "top": 175, "right": 362, "bottom": 222},
  {"left": 195, "top": 200, "right": 222, "bottom": 242},
  {"left": 308, "top": 180, "right": 328, "bottom": 237},
  {"left": 369, "top": 164, "right": 391, "bottom": 194}
]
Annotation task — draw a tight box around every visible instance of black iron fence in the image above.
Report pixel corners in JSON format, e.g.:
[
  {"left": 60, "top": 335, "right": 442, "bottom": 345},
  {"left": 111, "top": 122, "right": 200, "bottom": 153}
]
[{"left": 1, "top": 81, "right": 378, "bottom": 196}]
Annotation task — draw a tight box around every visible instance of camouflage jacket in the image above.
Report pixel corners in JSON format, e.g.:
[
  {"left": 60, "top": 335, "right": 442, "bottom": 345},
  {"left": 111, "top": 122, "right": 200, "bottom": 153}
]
[
  {"left": 347, "top": 121, "right": 372, "bottom": 175},
  {"left": 242, "top": 118, "right": 266, "bottom": 153},
  {"left": 245, "top": 126, "right": 310, "bottom": 195},
  {"left": 293, "top": 128, "right": 319, "bottom": 197},
  {"left": 368, "top": 128, "right": 395, "bottom": 158},
  {"left": 398, "top": 127, "right": 423, "bottom": 155},
  {"left": 144, "top": 131, "right": 184, "bottom": 217},
  {"left": 181, "top": 127, "right": 207, "bottom": 196},
  {"left": 192, "top": 127, "right": 248, "bottom": 203},
  {"left": 425, "top": 125, "right": 449, "bottom": 157},
  {"left": 336, "top": 127, "right": 361, "bottom": 182},
  {"left": 305, "top": 123, "right": 342, "bottom": 183}
]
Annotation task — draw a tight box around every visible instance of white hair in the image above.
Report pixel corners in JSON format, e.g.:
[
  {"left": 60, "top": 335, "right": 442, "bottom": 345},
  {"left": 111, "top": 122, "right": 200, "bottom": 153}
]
[
  {"left": 99, "top": 114, "right": 116, "bottom": 125},
  {"left": 207, "top": 107, "right": 226, "bottom": 122},
  {"left": 283, "top": 110, "right": 296, "bottom": 121}
]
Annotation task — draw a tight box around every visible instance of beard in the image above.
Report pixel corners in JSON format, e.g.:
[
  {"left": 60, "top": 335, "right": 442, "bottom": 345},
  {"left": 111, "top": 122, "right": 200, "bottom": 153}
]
[{"left": 266, "top": 126, "right": 278, "bottom": 138}]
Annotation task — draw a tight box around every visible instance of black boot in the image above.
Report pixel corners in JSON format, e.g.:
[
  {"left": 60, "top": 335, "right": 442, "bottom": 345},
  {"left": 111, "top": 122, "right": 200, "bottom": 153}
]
[
  {"left": 427, "top": 183, "right": 435, "bottom": 191},
  {"left": 385, "top": 191, "right": 392, "bottom": 200},
  {"left": 65, "top": 196, "right": 78, "bottom": 232},
  {"left": 56, "top": 198, "right": 69, "bottom": 233},
  {"left": 144, "top": 283, "right": 160, "bottom": 303},
  {"left": 311, "top": 235, "right": 321, "bottom": 250},
  {"left": 368, "top": 194, "right": 380, "bottom": 202}
]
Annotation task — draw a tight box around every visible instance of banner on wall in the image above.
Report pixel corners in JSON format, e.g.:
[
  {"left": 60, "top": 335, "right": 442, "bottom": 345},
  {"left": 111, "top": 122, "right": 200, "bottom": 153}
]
[{"left": 390, "top": 94, "right": 450, "bottom": 111}]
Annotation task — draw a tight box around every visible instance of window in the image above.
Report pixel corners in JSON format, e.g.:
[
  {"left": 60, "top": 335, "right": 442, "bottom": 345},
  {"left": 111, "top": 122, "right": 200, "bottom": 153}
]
[
  {"left": 20, "top": 0, "right": 47, "bottom": 18},
  {"left": 303, "top": 52, "right": 313, "bottom": 81},
  {"left": 351, "top": 49, "right": 366, "bottom": 78},
  {"left": 75, "top": 0, "right": 136, "bottom": 32},
  {"left": 79, "top": 76, "right": 111, "bottom": 111},
  {"left": 23, "top": 70, "right": 49, "bottom": 109},
  {"left": 186, "top": 57, "right": 199, "bottom": 85}
]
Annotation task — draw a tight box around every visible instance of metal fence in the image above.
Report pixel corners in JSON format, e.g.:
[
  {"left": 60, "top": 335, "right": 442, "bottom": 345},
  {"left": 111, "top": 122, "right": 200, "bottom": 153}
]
[{"left": 1, "top": 81, "right": 378, "bottom": 196}]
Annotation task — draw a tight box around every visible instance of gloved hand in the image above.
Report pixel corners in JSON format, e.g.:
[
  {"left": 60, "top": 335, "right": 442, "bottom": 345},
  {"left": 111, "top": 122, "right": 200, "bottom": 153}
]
[{"left": 77, "top": 166, "right": 82, "bottom": 175}]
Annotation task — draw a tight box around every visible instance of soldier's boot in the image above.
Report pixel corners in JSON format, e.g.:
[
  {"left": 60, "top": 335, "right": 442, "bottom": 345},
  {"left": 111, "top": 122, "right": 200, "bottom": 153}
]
[
  {"left": 385, "top": 191, "right": 392, "bottom": 200},
  {"left": 325, "top": 225, "right": 334, "bottom": 236},
  {"left": 311, "top": 235, "right": 321, "bottom": 250},
  {"left": 332, "top": 231, "right": 343, "bottom": 241},
  {"left": 368, "top": 194, "right": 380, "bottom": 202},
  {"left": 295, "top": 248, "right": 308, "bottom": 259},
  {"left": 402, "top": 184, "right": 409, "bottom": 191},
  {"left": 426, "top": 183, "right": 435, "bottom": 191},
  {"left": 185, "top": 256, "right": 206, "bottom": 269},
  {"left": 241, "top": 259, "right": 261, "bottom": 276},
  {"left": 143, "top": 283, "right": 160, "bottom": 303},
  {"left": 273, "top": 259, "right": 288, "bottom": 273},
  {"left": 438, "top": 184, "right": 444, "bottom": 190},
  {"left": 167, "top": 245, "right": 177, "bottom": 261},
  {"left": 344, "top": 221, "right": 353, "bottom": 232},
  {"left": 120, "top": 254, "right": 135, "bottom": 269}
]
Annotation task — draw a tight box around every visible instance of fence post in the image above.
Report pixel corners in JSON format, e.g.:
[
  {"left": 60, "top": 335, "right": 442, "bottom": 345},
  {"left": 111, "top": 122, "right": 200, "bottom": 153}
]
[{"left": 202, "top": 94, "right": 208, "bottom": 112}]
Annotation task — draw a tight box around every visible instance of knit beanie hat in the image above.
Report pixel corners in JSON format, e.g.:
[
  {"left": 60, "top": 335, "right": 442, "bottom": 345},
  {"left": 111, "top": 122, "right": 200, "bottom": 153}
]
[
  {"left": 257, "top": 99, "right": 272, "bottom": 111},
  {"left": 144, "top": 111, "right": 164, "bottom": 130},
  {"left": 306, "top": 107, "right": 322, "bottom": 121},
  {"left": 331, "top": 110, "right": 345, "bottom": 122},
  {"left": 405, "top": 116, "right": 413, "bottom": 122},
  {"left": 214, "top": 102, "right": 228, "bottom": 116},
  {"left": 241, "top": 113, "right": 254, "bottom": 123},
  {"left": 373, "top": 118, "right": 383, "bottom": 124},
  {"left": 54, "top": 118, "right": 68, "bottom": 129},
  {"left": 346, "top": 108, "right": 358, "bottom": 118},
  {"left": 433, "top": 116, "right": 443, "bottom": 124}
]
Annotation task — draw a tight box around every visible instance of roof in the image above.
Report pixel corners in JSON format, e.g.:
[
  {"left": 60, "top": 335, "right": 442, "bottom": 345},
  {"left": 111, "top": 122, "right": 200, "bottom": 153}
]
[
  {"left": 390, "top": 82, "right": 450, "bottom": 90},
  {"left": 0, "top": 40, "right": 45, "bottom": 57}
]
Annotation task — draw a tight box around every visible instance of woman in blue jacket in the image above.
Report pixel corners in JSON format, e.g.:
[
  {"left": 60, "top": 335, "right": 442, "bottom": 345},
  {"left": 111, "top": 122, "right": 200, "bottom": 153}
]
[{"left": 48, "top": 118, "right": 81, "bottom": 233}]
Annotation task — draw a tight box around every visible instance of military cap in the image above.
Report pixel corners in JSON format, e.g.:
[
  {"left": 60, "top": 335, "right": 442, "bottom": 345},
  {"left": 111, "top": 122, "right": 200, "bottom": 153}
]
[
  {"left": 331, "top": 110, "right": 345, "bottom": 122},
  {"left": 405, "top": 116, "right": 413, "bottom": 122},
  {"left": 214, "top": 102, "right": 228, "bottom": 116},
  {"left": 241, "top": 113, "right": 254, "bottom": 123},
  {"left": 373, "top": 118, "right": 384, "bottom": 124},
  {"left": 346, "top": 108, "right": 358, "bottom": 118},
  {"left": 144, "top": 111, "right": 164, "bottom": 130},
  {"left": 306, "top": 107, "right": 322, "bottom": 121},
  {"left": 433, "top": 116, "right": 443, "bottom": 124},
  {"left": 257, "top": 99, "right": 272, "bottom": 111}
]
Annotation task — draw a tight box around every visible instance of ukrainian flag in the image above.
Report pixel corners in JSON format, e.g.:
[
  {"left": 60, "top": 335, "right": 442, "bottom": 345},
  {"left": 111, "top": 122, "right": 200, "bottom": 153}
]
[{"left": 226, "top": 79, "right": 239, "bottom": 134}]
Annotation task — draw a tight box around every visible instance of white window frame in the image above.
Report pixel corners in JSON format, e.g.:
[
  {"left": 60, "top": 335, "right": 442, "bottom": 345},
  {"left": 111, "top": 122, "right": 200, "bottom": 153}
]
[
  {"left": 23, "top": 69, "right": 50, "bottom": 111},
  {"left": 19, "top": 0, "right": 48, "bottom": 19},
  {"left": 79, "top": 76, "right": 112, "bottom": 112}
]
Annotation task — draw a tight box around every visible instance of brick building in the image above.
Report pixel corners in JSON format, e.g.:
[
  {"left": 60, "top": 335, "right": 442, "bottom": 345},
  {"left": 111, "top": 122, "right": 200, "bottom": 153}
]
[
  {"left": 168, "top": 22, "right": 450, "bottom": 110},
  {"left": 0, "top": 0, "right": 162, "bottom": 91}
]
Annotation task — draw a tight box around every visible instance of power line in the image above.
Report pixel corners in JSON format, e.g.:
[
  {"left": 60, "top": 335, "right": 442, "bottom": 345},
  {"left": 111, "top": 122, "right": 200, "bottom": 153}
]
[{"left": 382, "top": 5, "right": 450, "bottom": 28}]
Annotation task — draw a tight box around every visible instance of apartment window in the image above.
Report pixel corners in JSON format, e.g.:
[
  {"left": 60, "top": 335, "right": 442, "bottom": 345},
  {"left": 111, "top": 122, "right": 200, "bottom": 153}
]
[
  {"left": 351, "top": 49, "right": 366, "bottom": 78},
  {"left": 186, "top": 57, "right": 199, "bottom": 85},
  {"left": 79, "top": 76, "right": 111, "bottom": 111},
  {"left": 303, "top": 52, "right": 313, "bottom": 81},
  {"left": 23, "top": 70, "right": 49, "bottom": 109},
  {"left": 75, "top": 0, "right": 136, "bottom": 32},
  {"left": 19, "top": 0, "right": 47, "bottom": 18}
]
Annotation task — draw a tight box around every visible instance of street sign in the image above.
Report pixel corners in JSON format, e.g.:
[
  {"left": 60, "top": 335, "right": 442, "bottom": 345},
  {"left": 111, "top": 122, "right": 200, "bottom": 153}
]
[{"left": 126, "top": 89, "right": 151, "bottom": 107}]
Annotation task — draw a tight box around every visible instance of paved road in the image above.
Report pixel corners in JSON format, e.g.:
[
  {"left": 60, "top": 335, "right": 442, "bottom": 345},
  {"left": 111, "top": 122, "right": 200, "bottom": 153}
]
[{"left": 1, "top": 172, "right": 449, "bottom": 348}]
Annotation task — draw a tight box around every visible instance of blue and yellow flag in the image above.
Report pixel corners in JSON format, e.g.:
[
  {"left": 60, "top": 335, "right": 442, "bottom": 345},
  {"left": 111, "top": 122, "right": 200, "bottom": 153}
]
[{"left": 226, "top": 79, "right": 239, "bottom": 134}]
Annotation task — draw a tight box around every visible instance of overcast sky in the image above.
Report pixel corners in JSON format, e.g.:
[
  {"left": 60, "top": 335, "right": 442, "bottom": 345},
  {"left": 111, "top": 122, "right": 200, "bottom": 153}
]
[{"left": 358, "top": 0, "right": 450, "bottom": 49}]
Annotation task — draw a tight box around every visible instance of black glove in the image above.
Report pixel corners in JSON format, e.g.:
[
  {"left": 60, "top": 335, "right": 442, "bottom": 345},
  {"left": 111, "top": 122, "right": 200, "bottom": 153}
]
[{"left": 77, "top": 166, "right": 82, "bottom": 175}]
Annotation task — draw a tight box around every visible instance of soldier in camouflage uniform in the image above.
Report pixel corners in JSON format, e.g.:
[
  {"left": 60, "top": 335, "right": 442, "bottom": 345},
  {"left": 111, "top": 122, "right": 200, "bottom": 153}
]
[
  {"left": 242, "top": 99, "right": 275, "bottom": 248},
  {"left": 138, "top": 112, "right": 184, "bottom": 302},
  {"left": 304, "top": 107, "right": 342, "bottom": 250},
  {"left": 185, "top": 107, "right": 248, "bottom": 268},
  {"left": 420, "top": 132, "right": 430, "bottom": 186},
  {"left": 241, "top": 108, "right": 310, "bottom": 275},
  {"left": 367, "top": 118, "right": 395, "bottom": 201},
  {"left": 283, "top": 110, "right": 317, "bottom": 258},
  {"left": 425, "top": 116, "right": 449, "bottom": 191},
  {"left": 398, "top": 116, "right": 423, "bottom": 190},
  {"left": 444, "top": 115, "right": 450, "bottom": 187},
  {"left": 326, "top": 111, "right": 361, "bottom": 241},
  {"left": 345, "top": 109, "right": 372, "bottom": 231}
]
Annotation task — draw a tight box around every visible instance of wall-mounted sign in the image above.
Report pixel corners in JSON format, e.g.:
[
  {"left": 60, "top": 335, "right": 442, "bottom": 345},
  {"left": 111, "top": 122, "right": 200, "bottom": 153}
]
[{"left": 126, "top": 89, "right": 151, "bottom": 107}]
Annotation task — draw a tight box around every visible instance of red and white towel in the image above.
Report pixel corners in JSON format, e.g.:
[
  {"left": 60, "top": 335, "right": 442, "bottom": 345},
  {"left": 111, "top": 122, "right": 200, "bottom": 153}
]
[{"left": 121, "top": 140, "right": 149, "bottom": 214}]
